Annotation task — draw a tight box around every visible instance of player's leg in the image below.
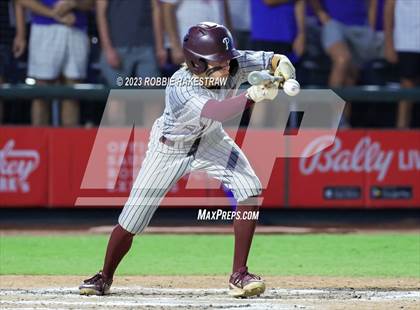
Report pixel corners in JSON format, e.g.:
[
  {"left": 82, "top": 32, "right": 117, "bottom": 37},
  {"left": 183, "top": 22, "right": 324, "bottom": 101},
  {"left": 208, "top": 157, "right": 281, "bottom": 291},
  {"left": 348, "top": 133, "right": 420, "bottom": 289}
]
[
  {"left": 62, "top": 27, "right": 89, "bottom": 126},
  {"left": 229, "top": 199, "right": 265, "bottom": 298},
  {"left": 321, "top": 21, "right": 352, "bottom": 126},
  {"left": 321, "top": 20, "right": 351, "bottom": 87},
  {"left": 31, "top": 79, "right": 52, "bottom": 125},
  {"left": 28, "top": 24, "right": 65, "bottom": 125},
  {"left": 61, "top": 77, "right": 81, "bottom": 126},
  {"left": 192, "top": 131, "right": 264, "bottom": 297},
  {"left": 396, "top": 52, "right": 420, "bottom": 128},
  {"left": 99, "top": 47, "right": 133, "bottom": 126},
  {"left": 133, "top": 46, "right": 162, "bottom": 127},
  {"left": 80, "top": 138, "right": 194, "bottom": 295}
]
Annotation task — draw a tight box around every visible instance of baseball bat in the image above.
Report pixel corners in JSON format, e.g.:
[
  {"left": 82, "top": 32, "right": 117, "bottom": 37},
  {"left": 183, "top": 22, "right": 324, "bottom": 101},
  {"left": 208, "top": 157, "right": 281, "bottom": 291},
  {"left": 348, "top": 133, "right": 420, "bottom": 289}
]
[{"left": 247, "top": 70, "right": 283, "bottom": 86}]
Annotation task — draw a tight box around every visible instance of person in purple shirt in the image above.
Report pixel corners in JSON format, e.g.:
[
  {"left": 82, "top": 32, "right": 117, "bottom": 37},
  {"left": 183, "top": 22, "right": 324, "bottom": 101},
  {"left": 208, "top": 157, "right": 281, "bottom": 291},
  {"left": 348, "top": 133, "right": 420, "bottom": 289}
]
[
  {"left": 17, "top": 0, "right": 93, "bottom": 126},
  {"left": 250, "top": 0, "right": 305, "bottom": 126},
  {"left": 309, "top": 0, "right": 384, "bottom": 126},
  {"left": 251, "top": 0, "right": 305, "bottom": 60}
]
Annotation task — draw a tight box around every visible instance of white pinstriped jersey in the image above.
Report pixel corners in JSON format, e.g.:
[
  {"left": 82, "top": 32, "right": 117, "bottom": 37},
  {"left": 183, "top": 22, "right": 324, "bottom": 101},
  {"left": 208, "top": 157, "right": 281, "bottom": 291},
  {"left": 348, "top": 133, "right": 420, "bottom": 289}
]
[
  {"left": 119, "top": 50, "right": 271, "bottom": 234},
  {"left": 160, "top": 50, "right": 274, "bottom": 142}
]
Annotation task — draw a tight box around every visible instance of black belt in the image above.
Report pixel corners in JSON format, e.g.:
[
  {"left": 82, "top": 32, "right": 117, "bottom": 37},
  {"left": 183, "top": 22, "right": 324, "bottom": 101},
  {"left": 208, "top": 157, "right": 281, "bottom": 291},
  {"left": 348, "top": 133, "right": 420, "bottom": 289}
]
[
  {"left": 159, "top": 136, "right": 175, "bottom": 146},
  {"left": 159, "top": 136, "right": 201, "bottom": 157}
]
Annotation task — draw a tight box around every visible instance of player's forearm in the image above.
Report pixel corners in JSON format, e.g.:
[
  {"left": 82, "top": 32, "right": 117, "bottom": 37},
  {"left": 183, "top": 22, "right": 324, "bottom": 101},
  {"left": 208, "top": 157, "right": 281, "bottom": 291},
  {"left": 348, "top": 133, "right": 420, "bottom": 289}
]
[
  {"left": 263, "top": 0, "right": 291, "bottom": 6},
  {"left": 162, "top": 3, "right": 182, "bottom": 50},
  {"left": 368, "top": 0, "right": 378, "bottom": 30},
  {"left": 295, "top": 0, "right": 306, "bottom": 36},
  {"left": 201, "top": 92, "right": 254, "bottom": 122},
  {"left": 222, "top": 0, "right": 232, "bottom": 32},
  {"left": 308, "top": 0, "right": 324, "bottom": 14},
  {"left": 14, "top": 1, "right": 27, "bottom": 38},
  {"left": 74, "top": 0, "right": 94, "bottom": 11},
  {"left": 16, "top": 0, "right": 54, "bottom": 18},
  {"left": 152, "top": 0, "right": 165, "bottom": 51},
  {"left": 96, "top": 0, "right": 113, "bottom": 50},
  {"left": 308, "top": 0, "right": 329, "bottom": 22},
  {"left": 384, "top": 0, "right": 395, "bottom": 42}
]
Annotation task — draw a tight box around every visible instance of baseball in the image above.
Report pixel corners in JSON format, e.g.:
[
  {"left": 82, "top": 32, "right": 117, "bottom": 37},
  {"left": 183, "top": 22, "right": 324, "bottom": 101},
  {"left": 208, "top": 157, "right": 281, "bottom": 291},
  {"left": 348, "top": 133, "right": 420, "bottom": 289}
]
[{"left": 283, "top": 79, "right": 300, "bottom": 96}]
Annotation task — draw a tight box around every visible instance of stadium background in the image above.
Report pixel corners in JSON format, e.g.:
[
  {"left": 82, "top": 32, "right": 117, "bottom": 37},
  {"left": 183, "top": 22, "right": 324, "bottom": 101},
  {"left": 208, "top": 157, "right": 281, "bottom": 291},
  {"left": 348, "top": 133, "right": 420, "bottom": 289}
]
[{"left": 0, "top": 0, "right": 419, "bottom": 309}]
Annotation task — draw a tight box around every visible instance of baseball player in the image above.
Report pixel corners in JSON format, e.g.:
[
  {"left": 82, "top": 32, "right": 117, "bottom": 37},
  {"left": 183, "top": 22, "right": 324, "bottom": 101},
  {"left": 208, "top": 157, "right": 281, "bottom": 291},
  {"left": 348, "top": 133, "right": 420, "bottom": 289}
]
[{"left": 79, "top": 22, "right": 295, "bottom": 298}]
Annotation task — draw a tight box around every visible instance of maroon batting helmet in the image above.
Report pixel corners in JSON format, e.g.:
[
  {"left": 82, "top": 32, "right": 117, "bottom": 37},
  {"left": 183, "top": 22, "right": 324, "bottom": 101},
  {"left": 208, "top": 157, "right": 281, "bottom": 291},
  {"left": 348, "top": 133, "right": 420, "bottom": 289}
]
[{"left": 183, "top": 22, "right": 240, "bottom": 75}]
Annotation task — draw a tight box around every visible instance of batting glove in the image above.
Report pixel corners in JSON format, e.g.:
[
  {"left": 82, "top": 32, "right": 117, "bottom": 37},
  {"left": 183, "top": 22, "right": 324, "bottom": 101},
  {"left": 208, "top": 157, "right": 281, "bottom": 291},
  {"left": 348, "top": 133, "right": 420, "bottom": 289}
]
[
  {"left": 274, "top": 55, "right": 296, "bottom": 81},
  {"left": 246, "top": 83, "right": 279, "bottom": 103}
]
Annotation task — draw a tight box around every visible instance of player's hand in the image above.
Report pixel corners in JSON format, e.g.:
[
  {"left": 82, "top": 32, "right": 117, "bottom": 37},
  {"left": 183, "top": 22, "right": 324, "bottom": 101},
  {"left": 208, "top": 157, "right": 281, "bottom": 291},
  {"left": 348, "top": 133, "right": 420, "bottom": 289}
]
[
  {"left": 246, "top": 82, "right": 279, "bottom": 103},
  {"left": 55, "top": 12, "right": 76, "bottom": 26},
  {"left": 12, "top": 35, "right": 26, "bottom": 58},
  {"left": 171, "top": 47, "right": 185, "bottom": 65},
  {"left": 53, "top": 0, "right": 76, "bottom": 17},
  {"left": 293, "top": 33, "right": 305, "bottom": 57},
  {"left": 156, "top": 47, "right": 168, "bottom": 68},
  {"left": 105, "top": 46, "right": 121, "bottom": 69},
  {"left": 319, "top": 11, "right": 331, "bottom": 25},
  {"left": 384, "top": 41, "right": 398, "bottom": 64},
  {"left": 274, "top": 55, "right": 296, "bottom": 81}
]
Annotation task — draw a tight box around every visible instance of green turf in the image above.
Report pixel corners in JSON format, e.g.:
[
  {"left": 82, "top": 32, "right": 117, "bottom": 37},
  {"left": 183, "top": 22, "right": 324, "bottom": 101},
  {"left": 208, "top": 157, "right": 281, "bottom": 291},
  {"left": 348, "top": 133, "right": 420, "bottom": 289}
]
[{"left": 0, "top": 234, "right": 419, "bottom": 277}]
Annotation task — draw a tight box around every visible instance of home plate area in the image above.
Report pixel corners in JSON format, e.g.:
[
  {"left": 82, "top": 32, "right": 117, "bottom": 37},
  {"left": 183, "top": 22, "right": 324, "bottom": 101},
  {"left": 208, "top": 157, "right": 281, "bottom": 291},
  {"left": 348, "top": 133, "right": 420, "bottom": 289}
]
[{"left": 1, "top": 286, "right": 419, "bottom": 310}]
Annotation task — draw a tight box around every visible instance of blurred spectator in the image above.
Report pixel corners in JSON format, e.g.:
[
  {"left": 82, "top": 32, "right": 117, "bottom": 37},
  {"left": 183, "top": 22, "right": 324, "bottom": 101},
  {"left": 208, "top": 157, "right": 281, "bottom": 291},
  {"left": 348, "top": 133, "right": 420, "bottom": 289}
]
[
  {"left": 152, "top": 0, "right": 180, "bottom": 78},
  {"left": 0, "top": 0, "right": 27, "bottom": 124},
  {"left": 360, "top": 0, "right": 392, "bottom": 86},
  {"left": 309, "top": 0, "right": 384, "bottom": 126},
  {"left": 228, "top": 0, "right": 251, "bottom": 50},
  {"left": 298, "top": 2, "right": 331, "bottom": 86},
  {"left": 251, "top": 0, "right": 305, "bottom": 60},
  {"left": 96, "top": 0, "right": 161, "bottom": 127},
  {"left": 250, "top": 0, "right": 305, "bottom": 127},
  {"left": 18, "top": 0, "right": 93, "bottom": 126},
  {"left": 151, "top": 0, "right": 178, "bottom": 77},
  {"left": 304, "top": 2, "right": 322, "bottom": 58},
  {"left": 161, "top": 0, "right": 230, "bottom": 66},
  {"left": 384, "top": 0, "right": 420, "bottom": 128},
  {"left": 96, "top": 0, "right": 159, "bottom": 85},
  {"left": 151, "top": 0, "right": 172, "bottom": 76},
  {"left": 310, "top": 0, "right": 383, "bottom": 86}
]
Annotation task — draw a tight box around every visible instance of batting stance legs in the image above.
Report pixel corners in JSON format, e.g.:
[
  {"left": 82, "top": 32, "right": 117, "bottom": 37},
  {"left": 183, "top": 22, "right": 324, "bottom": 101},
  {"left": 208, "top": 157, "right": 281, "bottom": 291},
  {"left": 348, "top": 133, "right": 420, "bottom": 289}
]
[{"left": 79, "top": 126, "right": 264, "bottom": 297}]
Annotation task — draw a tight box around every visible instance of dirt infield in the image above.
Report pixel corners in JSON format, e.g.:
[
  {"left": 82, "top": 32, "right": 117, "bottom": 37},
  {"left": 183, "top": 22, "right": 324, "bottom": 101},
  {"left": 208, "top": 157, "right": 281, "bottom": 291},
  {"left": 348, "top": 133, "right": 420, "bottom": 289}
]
[
  {"left": 1, "top": 276, "right": 419, "bottom": 309},
  {"left": 1, "top": 227, "right": 419, "bottom": 308}
]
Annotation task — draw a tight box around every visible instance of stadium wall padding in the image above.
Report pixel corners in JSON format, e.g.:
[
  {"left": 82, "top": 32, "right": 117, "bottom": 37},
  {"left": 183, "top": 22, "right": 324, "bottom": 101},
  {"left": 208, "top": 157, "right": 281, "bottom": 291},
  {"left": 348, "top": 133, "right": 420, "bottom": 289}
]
[{"left": 0, "top": 127, "right": 419, "bottom": 208}]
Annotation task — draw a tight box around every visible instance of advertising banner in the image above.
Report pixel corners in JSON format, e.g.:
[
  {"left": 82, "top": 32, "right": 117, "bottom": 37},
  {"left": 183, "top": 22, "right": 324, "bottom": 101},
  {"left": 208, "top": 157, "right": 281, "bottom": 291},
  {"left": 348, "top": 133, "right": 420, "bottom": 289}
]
[
  {"left": 289, "top": 130, "right": 419, "bottom": 207},
  {"left": 0, "top": 128, "right": 49, "bottom": 206},
  {"left": 1, "top": 127, "right": 418, "bottom": 208}
]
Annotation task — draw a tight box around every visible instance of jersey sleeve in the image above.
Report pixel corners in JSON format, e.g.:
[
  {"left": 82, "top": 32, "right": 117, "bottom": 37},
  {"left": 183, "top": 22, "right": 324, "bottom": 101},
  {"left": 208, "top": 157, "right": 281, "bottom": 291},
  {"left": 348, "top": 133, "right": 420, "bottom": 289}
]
[
  {"left": 235, "top": 50, "right": 275, "bottom": 85},
  {"left": 167, "top": 85, "right": 216, "bottom": 135}
]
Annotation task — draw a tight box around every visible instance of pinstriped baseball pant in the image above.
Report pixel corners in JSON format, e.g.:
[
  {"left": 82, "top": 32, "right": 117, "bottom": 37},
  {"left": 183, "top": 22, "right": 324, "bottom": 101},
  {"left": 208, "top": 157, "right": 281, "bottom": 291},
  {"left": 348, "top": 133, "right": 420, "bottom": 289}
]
[{"left": 118, "top": 122, "right": 262, "bottom": 234}]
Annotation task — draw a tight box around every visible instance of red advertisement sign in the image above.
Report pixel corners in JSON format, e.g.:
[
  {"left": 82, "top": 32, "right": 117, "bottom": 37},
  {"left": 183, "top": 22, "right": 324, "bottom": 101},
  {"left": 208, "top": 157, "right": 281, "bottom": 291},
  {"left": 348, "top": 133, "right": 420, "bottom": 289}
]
[
  {"left": 50, "top": 128, "right": 213, "bottom": 207},
  {"left": 0, "top": 127, "right": 49, "bottom": 206},
  {"left": 289, "top": 130, "right": 419, "bottom": 207},
  {"left": 1, "top": 127, "right": 418, "bottom": 208},
  {"left": 365, "top": 131, "right": 420, "bottom": 207}
]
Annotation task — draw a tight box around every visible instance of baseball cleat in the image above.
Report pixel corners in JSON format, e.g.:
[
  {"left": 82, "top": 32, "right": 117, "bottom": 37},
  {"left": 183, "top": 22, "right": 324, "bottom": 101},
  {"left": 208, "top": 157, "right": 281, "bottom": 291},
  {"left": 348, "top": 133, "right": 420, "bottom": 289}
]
[
  {"left": 79, "top": 271, "right": 112, "bottom": 296},
  {"left": 228, "top": 266, "right": 266, "bottom": 298}
]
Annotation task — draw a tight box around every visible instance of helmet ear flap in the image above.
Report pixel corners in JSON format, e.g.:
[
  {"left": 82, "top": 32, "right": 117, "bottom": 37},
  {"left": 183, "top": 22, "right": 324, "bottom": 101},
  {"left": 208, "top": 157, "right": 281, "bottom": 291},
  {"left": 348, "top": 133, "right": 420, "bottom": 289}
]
[
  {"left": 190, "top": 58, "right": 208, "bottom": 75},
  {"left": 197, "top": 58, "right": 208, "bottom": 73},
  {"left": 229, "top": 59, "right": 239, "bottom": 76}
]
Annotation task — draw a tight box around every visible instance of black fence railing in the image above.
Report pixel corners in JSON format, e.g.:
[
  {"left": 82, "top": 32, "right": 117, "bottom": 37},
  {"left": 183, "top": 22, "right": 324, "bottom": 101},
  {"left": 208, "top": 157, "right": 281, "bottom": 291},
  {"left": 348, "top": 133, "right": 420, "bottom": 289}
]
[{"left": 1, "top": 84, "right": 420, "bottom": 102}]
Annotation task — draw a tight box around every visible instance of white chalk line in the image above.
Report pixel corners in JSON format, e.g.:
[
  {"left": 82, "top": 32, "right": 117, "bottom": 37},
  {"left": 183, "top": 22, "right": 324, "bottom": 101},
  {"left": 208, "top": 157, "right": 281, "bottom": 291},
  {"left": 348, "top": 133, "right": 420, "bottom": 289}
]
[
  {"left": 1, "top": 287, "right": 419, "bottom": 310},
  {"left": 1, "top": 287, "right": 419, "bottom": 298}
]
